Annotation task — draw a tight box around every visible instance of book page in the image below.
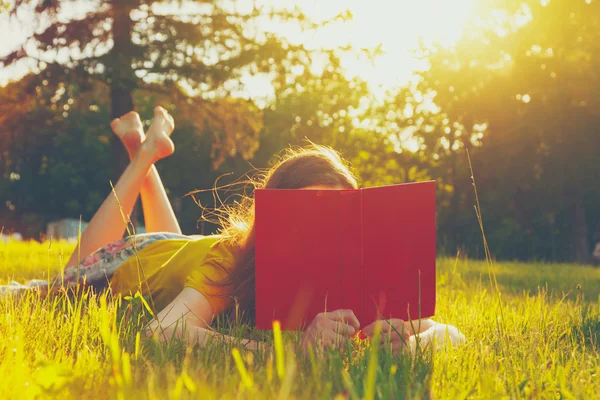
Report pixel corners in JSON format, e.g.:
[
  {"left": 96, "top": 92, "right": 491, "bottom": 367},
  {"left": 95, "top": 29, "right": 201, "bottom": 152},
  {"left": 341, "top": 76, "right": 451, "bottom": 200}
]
[{"left": 361, "top": 181, "right": 436, "bottom": 323}]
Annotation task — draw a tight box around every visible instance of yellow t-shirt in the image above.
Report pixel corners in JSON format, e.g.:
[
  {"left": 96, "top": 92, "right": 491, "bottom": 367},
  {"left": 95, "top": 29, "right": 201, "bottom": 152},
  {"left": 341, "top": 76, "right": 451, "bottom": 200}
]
[{"left": 109, "top": 234, "right": 235, "bottom": 314}]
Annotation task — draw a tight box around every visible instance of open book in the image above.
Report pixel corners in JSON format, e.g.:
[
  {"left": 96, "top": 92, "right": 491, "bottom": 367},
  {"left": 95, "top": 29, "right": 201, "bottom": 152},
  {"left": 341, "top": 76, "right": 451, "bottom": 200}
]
[{"left": 254, "top": 181, "right": 436, "bottom": 330}]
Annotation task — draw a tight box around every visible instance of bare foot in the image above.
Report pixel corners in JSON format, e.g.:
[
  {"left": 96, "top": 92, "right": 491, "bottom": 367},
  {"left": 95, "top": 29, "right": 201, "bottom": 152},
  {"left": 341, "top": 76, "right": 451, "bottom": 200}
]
[
  {"left": 141, "top": 106, "right": 175, "bottom": 163},
  {"left": 110, "top": 111, "right": 146, "bottom": 159}
]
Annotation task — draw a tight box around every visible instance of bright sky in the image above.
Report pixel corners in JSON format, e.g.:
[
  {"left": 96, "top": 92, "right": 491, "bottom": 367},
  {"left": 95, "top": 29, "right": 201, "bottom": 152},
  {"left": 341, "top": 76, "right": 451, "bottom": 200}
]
[
  {"left": 0, "top": 0, "right": 475, "bottom": 97},
  {"left": 288, "top": 0, "right": 474, "bottom": 96}
]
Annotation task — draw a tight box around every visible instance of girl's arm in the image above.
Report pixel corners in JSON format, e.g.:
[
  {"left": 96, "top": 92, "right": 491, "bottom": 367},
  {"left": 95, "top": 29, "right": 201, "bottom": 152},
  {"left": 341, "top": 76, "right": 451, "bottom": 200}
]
[
  {"left": 406, "top": 318, "right": 437, "bottom": 334},
  {"left": 144, "top": 287, "right": 267, "bottom": 351}
]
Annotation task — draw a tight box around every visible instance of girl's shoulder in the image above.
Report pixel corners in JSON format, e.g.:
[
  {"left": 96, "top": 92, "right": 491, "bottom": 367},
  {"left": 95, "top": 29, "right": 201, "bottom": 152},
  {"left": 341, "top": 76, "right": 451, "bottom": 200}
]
[{"left": 187, "top": 234, "right": 239, "bottom": 264}]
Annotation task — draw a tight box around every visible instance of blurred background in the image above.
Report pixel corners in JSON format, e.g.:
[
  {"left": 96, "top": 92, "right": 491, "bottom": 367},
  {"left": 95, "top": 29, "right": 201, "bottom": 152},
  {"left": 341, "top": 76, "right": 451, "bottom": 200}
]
[{"left": 0, "top": 0, "right": 599, "bottom": 263}]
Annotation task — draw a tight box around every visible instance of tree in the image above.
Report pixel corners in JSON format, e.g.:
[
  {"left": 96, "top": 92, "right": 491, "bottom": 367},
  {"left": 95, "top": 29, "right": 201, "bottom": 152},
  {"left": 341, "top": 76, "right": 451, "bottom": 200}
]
[
  {"left": 390, "top": 0, "right": 600, "bottom": 262},
  {"left": 2, "top": 0, "right": 355, "bottom": 226},
  {"left": 0, "top": 75, "right": 113, "bottom": 236},
  {"left": 2, "top": 0, "right": 345, "bottom": 174}
]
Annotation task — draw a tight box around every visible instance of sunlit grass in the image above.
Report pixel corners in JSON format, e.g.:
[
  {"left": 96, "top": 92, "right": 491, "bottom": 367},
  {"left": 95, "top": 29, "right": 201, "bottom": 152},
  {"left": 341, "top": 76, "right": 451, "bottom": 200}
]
[{"left": 0, "top": 239, "right": 599, "bottom": 398}]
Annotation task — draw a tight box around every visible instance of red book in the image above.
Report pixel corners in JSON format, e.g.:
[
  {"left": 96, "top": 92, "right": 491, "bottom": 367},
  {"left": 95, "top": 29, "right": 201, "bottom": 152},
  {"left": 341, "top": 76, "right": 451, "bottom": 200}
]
[{"left": 254, "top": 181, "right": 436, "bottom": 330}]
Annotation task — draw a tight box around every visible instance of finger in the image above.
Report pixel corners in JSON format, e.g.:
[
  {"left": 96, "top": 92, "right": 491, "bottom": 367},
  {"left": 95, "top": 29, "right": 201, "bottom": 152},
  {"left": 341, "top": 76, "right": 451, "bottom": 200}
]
[
  {"left": 325, "top": 319, "right": 357, "bottom": 337},
  {"left": 363, "top": 320, "right": 386, "bottom": 336},
  {"left": 303, "top": 329, "right": 339, "bottom": 349},
  {"left": 381, "top": 330, "right": 410, "bottom": 345},
  {"left": 377, "top": 333, "right": 409, "bottom": 351},
  {"left": 362, "top": 321, "right": 376, "bottom": 337},
  {"left": 403, "top": 319, "right": 434, "bottom": 336},
  {"left": 320, "top": 330, "right": 348, "bottom": 348},
  {"left": 364, "top": 319, "right": 408, "bottom": 337},
  {"left": 325, "top": 309, "right": 360, "bottom": 330},
  {"left": 386, "top": 319, "right": 410, "bottom": 338}
]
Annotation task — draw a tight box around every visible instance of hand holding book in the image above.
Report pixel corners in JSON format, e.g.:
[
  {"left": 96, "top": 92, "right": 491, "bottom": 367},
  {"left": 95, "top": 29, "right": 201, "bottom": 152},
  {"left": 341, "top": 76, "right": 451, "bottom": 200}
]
[
  {"left": 300, "top": 309, "right": 360, "bottom": 350},
  {"left": 362, "top": 318, "right": 412, "bottom": 353},
  {"left": 301, "top": 313, "right": 415, "bottom": 353}
]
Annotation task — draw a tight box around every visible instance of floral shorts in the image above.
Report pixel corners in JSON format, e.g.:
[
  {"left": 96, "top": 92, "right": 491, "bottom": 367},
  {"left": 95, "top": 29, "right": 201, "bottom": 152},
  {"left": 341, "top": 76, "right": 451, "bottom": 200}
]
[{"left": 0, "top": 232, "right": 188, "bottom": 296}]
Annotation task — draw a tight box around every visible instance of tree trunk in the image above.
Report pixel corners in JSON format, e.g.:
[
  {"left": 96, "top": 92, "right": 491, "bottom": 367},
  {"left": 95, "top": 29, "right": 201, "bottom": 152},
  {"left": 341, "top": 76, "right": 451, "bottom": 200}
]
[
  {"left": 108, "top": 2, "right": 139, "bottom": 227},
  {"left": 110, "top": 85, "right": 134, "bottom": 179}
]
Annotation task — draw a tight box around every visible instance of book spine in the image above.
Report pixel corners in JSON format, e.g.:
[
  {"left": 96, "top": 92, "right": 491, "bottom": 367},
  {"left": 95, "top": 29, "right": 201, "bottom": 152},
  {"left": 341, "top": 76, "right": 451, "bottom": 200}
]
[
  {"left": 339, "top": 190, "right": 363, "bottom": 325},
  {"left": 360, "top": 188, "right": 364, "bottom": 326}
]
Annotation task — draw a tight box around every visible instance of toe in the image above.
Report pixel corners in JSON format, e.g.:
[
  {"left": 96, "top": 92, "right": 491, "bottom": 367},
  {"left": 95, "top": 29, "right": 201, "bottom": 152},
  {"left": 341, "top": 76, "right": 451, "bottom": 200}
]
[
  {"left": 125, "top": 111, "right": 139, "bottom": 119},
  {"left": 154, "top": 106, "right": 166, "bottom": 116}
]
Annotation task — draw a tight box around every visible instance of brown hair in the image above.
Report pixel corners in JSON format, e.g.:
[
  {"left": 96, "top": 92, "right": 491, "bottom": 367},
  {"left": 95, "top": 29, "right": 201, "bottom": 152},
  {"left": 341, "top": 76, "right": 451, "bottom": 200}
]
[{"left": 211, "top": 144, "right": 358, "bottom": 323}]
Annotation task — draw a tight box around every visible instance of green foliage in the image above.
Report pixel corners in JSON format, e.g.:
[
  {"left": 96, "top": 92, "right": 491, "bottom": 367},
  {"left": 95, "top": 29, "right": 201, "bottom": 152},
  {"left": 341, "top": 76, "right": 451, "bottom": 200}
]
[
  {"left": 380, "top": 0, "right": 600, "bottom": 262},
  {"left": 0, "top": 0, "right": 379, "bottom": 237},
  {"left": 1, "top": 0, "right": 355, "bottom": 169},
  {"left": 0, "top": 77, "right": 113, "bottom": 236},
  {"left": 0, "top": 35, "right": 382, "bottom": 236}
]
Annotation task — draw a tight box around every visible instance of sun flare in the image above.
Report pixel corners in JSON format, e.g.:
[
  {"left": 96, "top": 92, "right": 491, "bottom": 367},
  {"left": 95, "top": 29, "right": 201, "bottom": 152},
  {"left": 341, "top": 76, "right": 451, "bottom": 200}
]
[{"left": 294, "top": 0, "right": 477, "bottom": 92}]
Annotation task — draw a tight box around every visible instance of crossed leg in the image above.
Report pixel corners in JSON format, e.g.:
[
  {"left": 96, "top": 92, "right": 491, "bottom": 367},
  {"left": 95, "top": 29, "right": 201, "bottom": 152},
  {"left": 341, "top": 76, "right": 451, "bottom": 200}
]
[
  {"left": 65, "top": 107, "right": 178, "bottom": 268},
  {"left": 110, "top": 111, "right": 181, "bottom": 234}
]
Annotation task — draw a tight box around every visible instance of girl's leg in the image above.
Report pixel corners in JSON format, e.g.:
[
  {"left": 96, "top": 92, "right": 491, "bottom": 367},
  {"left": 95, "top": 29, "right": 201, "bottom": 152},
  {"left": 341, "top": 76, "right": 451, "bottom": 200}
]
[
  {"left": 65, "top": 107, "right": 176, "bottom": 268},
  {"left": 110, "top": 112, "right": 181, "bottom": 234}
]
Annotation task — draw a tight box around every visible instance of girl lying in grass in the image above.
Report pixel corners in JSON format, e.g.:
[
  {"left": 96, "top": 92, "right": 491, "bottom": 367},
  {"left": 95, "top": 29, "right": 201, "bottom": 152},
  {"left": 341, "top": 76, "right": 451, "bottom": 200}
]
[{"left": 1, "top": 107, "right": 464, "bottom": 353}]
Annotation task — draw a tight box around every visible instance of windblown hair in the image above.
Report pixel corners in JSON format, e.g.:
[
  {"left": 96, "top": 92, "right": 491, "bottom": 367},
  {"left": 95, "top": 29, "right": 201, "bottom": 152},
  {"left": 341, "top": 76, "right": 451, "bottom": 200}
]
[{"left": 210, "top": 144, "right": 358, "bottom": 323}]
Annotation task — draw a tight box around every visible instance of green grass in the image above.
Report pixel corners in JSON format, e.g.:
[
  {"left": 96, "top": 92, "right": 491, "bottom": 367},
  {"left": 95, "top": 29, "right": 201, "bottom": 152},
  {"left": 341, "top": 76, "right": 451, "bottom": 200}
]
[{"left": 1, "top": 240, "right": 599, "bottom": 399}]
